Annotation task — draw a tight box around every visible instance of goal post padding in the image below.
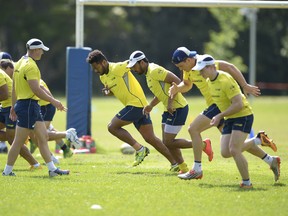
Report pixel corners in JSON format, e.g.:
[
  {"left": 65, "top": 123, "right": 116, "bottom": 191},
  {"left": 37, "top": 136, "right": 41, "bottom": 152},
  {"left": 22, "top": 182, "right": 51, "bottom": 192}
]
[{"left": 66, "top": 47, "right": 92, "bottom": 137}]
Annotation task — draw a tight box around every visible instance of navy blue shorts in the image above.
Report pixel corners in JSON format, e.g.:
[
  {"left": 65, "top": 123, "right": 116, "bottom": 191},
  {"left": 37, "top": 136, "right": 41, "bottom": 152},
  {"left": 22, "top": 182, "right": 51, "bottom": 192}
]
[
  {"left": 162, "top": 105, "right": 188, "bottom": 126},
  {"left": 202, "top": 104, "right": 224, "bottom": 128},
  {"left": 41, "top": 103, "right": 56, "bottom": 121},
  {"left": 222, "top": 114, "right": 254, "bottom": 135},
  {"left": 116, "top": 106, "right": 152, "bottom": 130},
  {"left": 14, "top": 99, "right": 43, "bottom": 129},
  {"left": 0, "top": 106, "right": 16, "bottom": 129}
]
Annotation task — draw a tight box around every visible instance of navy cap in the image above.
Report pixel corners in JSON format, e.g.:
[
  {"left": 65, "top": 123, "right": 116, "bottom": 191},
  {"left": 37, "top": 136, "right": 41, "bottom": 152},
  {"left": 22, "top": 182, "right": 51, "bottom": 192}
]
[
  {"left": 172, "top": 47, "right": 197, "bottom": 64},
  {"left": 0, "top": 52, "right": 12, "bottom": 60}
]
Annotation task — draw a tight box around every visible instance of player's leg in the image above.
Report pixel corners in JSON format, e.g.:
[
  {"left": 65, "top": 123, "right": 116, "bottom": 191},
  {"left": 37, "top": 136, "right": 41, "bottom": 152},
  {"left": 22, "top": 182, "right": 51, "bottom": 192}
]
[
  {"left": 138, "top": 123, "right": 176, "bottom": 165},
  {"left": 2, "top": 126, "right": 30, "bottom": 176}
]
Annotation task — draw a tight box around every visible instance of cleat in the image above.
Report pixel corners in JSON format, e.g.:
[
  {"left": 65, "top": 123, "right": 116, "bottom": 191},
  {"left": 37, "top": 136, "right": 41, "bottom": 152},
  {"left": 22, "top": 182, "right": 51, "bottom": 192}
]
[
  {"left": 29, "top": 165, "right": 43, "bottom": 171},
  {"left": 63, "top": 147, "right": 73, "bottom": 158},
  {"left": 133, "top": 147, "right": 150, "bottom": 166},
  {"left": 178, "top": 169, "right": 203, "bottom": 180},
  {"left": 29, "top": 139, "right": 38, "bottom": 154},
  {"left": 170, "top": 163, "right": 180, "bottom": 172},
  {"left": 203, "top": 138, "right": 213, "bottom": 162},
  {"left": 270, "top": 156, "right": 281, "bottom": 182},
  {"left": 49, "top": 168, "right": 70, "bottom": 177},
  {"left": 257, "top": 131, "right": 277, "bottom": 152},
  {"left": 2, "top": 171, "right": 16, "bottom": 176},
  {"left": 240, "top": 183, "right": 253, "bottom": 189},
  {"left": 66, "top": 128, "right": 81, "bottom": 149},
  {"left": 178, "top": 162, "right": 189, "bottom": 173}
]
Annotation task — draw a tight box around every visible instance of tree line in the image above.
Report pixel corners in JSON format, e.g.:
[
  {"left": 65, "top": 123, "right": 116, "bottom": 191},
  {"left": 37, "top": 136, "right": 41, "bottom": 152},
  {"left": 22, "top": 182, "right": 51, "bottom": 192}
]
[{"left": 0, "top": 0, "right": 287, "bottom": 95}]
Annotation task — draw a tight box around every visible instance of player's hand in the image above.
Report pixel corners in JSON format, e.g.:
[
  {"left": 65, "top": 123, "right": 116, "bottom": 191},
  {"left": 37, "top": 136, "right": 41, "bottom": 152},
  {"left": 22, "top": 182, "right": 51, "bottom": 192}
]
[
  {"left": 52, "top": 99, "right": 67, "bottom": 111},
  {"left": 168, "top": 82, "right": 178, "bottom": 99},
  {"left": 143, "top": 105, "right": 152, "bottom": 118},
  {"left": 242, "top": 84, "right": 261, "bottom": 97},
  {"left": 210, "top": 114, "right": 221, "bottom": 127},
  {"left": 9, "top": 107, "right": 17, "bottom": 121}
]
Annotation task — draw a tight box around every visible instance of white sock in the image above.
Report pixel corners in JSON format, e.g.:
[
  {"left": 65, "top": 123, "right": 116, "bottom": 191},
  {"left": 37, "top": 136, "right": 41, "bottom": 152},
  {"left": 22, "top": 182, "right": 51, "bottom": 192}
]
[
  {"left": 4, "top": 164, "right": 13, "bottom": 175},
  {"left": 193, "top": 162, "right": 202, "bottom": 172},
  {"left": 242, "top": 179, "right": 251, "bottom": 185},
  {"left": 136, "top": 146, "right": 144, "bottom": 153},
  {"left": 262, "top": 154, "right": 273, "bottom": 166},
  {"left": 46, "top": 161, "right": 57, "bottom": 171},
  {"left": 33, "top": 163, "right": 41, "bottom": 168},
  {"left": 254, "top": 137, "right": 262, "bottom": 145}
]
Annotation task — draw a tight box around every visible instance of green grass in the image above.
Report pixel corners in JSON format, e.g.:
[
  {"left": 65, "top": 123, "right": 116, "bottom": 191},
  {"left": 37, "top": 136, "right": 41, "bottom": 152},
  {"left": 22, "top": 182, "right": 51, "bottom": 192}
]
[{"left": 0, "top": 96, "right": 287, "bottom": 216}]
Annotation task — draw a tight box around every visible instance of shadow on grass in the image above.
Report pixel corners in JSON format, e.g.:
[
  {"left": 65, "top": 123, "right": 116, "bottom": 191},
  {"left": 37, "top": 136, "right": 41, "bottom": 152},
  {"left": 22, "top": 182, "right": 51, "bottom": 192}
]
[
  {"left": 198, "top": 182, "right": 286, "bottom": 191},
  {"left": 115, "top": 171, "right": 174, "bottom": 177}
]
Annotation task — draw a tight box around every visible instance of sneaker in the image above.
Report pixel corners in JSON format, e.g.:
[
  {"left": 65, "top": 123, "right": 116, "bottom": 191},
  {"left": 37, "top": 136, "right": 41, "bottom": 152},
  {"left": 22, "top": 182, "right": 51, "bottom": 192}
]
[
  {"left": 270, "top": 156, "right": 281, "bottom": 182},
  {"left": 170, "top": 163, "right": 180, "bottom": 172},
  {"left": 49, "top": 168, "right": 70, "bottom": 177},
  {"left": 178, "top": 162, "right": 189, "bottom": 173},
  {"left": 178, "top": 169, "right": 203, "bottom": 180},
  {"left": 2, "top": 171, "right": 16, "bottom": 176},
  {"left": 29, "top": 165, "right": 43, "bottom": 171},
  {"left": 257, "top": 131, "right": 277, "bottom": 152},
  {"left": 240, "top": 183, "right": 253, "bottom": 189},
  {"left": 29, "top": 139, "right": 38, "bottom": 154},
  {"left": 66, "top": 128, "right": 81, "bottom": 149},
  {"left": 203, "top": 138, "right": 213, "bottom": 162},
  {"left": 133, "top": 147, "right": 150, "bottom": 166},
  {"left": 63, "top": 147, "right": 73, "bottom": 158}
]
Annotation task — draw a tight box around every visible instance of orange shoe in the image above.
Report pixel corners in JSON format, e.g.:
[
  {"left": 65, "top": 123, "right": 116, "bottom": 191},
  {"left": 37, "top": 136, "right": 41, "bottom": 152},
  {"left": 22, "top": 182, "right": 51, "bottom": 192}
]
[
  {"left": 203, "top": 138, "right": 213, "bottom": 162},
  {"left": 257, "top": 131, "right": 277, "bottom": 152}
]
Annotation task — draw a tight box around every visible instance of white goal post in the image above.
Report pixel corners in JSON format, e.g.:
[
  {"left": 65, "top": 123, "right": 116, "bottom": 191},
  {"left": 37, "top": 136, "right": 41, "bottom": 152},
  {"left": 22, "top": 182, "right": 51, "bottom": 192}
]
[
  {"left": 74, "top": 0, "right": 288, "bottom": 86},
  {"left": 76, "top": 0, "right": 288, "bottom": 47}
]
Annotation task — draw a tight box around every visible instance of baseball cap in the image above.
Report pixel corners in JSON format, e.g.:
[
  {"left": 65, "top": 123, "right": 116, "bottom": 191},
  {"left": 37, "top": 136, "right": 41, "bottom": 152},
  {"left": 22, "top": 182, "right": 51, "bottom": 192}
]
[
  {"left": 172, "top": 47, "right": 197, "bottom": 64},
  {"left": 26, "top": 38, "right": 49, "bottom": 51},
  {"left": 192, "top": 54, "right": 215, "bottom": 71},
  {"left": 127, "top": 50, "right": 146, "bottom": 68},
  {"left": 0, "top": 52, "right": 12, "bottom": 60}
]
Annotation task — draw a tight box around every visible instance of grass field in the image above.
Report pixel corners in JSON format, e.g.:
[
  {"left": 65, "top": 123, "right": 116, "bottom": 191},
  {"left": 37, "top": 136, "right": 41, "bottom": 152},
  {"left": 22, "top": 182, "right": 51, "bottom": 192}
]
[{"left": 0, "top": 96, "right": 287, "bottom": 216}]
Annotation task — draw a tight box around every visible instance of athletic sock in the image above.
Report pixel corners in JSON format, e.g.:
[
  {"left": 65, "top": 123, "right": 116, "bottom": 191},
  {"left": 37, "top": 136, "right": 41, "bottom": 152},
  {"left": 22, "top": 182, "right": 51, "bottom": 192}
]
[
  {"left": 193, "top": 161, "right": 202, "bottom": 172},
  {"left": 46, "top": 161, "right": 57, "bottom": 171},
  {"left": 262, "top": 154, "right": 273, "bottom": 166},
  {"left": 254, "top": 137, "right": 262, "bottom": 145},
  {"left": 136, "top": 146, "right": 144, "bottom": 153},
  {"left": 3, "top": 164, "right": 13, "bottom": 175},
  {"left": 32, "top": 163, "right": 41, "bottom": 168},
  {"left": 242, "top": 179, "right": 251, "bottom": 185}
]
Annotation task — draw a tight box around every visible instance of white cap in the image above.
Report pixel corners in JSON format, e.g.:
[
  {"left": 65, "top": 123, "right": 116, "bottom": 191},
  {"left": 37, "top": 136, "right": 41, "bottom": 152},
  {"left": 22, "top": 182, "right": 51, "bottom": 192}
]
[
  {"left": 192, "top": 54, "right": 215, "bottom": 71},
  {"left": 127, "top": 50, "right": 145, "bottom": 68},
  {"left": 26, "top": 38, "right": 49, "bottom": 51}
]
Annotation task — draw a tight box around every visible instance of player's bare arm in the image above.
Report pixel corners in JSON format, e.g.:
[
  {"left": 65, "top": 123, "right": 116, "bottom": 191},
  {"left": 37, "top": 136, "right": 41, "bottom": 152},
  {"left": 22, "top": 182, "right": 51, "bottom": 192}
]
[
  {"left": 0, "top": 84, "right": 9, "bottom": 101},
  {"left": 144, "top": 96, "right": 160, "bottom": 116},
  {"left": 28, "top": 79, "right": 67, "bottom": 111},
  {"left": 218, "top": 60, "right": 261, "bottom": 97},
  {"left": 210, "top": 94, "right": 243, "bottom": 126},
  {"left": 169, "top": 79, "right": 193, "bottom": 98}
]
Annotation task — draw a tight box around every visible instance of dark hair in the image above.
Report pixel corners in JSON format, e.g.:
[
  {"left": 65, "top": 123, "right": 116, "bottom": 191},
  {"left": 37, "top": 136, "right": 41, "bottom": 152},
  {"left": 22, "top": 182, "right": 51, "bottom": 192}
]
[
  {"left": 86, "top": 50, "right": 107, "bottom": 64},
  {"left": 138, "top": 57, "right": 149, "bottom": 64},
  {"left": 0, "top": 59, "right": 14, "bottom": 70}
]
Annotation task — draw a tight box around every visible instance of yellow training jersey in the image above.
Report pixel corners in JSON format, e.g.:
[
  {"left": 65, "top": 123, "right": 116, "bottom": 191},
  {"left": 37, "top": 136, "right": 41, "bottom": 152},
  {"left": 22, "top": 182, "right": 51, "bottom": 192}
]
[
  {"left": 38, "top": 79, "right": 50, "bottom": 106},
  {"left": 100, "top": 61, "right": 148, "bottom": 107},
  {"left": 0, "top": 69, "right": 12, "bottom": 108},
  {"left": 207, "top": 71, "right": 253, "bottom": 119},
  {"left": 13, "top": 56, "right": 40, "bottom": 100},
  {"left": 146, "top": 63, "right": 187, "bottom": 110},
  {"left": 183, "top": 62, "right": 220, "bottom": 107}
]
